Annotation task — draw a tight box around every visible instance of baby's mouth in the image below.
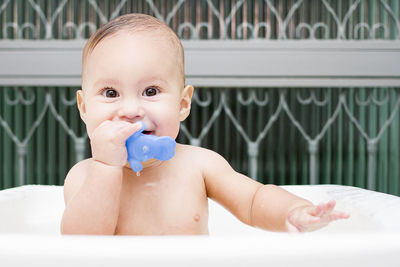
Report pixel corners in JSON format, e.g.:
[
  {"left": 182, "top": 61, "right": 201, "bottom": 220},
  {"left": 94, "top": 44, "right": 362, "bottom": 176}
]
[{"left": 143, "top": 130, "right": 152, "bottom": 135}]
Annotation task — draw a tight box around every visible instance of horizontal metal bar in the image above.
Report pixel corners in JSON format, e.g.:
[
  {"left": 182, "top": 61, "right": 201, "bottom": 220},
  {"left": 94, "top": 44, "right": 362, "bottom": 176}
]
[
  {"left": 1, "top": 40, "right": 400, "bottom": 87},
  {"left": 186, "top": 77, "right": 400, "bottom": 88}
]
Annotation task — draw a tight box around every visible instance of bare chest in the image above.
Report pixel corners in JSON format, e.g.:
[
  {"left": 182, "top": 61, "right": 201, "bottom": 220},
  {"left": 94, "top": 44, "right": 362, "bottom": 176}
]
[{"left": 115, "top": 169, "right": 208, "bottom": 235}]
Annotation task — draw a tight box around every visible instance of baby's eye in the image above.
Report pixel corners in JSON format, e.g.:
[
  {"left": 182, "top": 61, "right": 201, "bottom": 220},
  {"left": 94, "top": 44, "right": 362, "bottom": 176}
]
[
  {"left": 102, "top": 88, "right": 119, "bottom": 98},
  {"left": 143, "top": 87, "right": 159, "bottom": 97}
]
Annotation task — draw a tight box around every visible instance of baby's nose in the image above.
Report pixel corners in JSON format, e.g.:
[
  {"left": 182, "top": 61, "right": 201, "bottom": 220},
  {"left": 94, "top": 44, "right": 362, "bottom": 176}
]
[{"left": 117, "top": 98, "right": 144, "bottom": 120}]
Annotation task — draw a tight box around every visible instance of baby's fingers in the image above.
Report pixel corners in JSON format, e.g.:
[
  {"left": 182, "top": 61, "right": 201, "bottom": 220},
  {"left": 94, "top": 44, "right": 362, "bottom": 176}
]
[
  {"left": 288, "top": 201, "right": 350, "bottom": 232},
  {"left": 116, "top": 121, "right": 142, "bottom": 140},
  {"left": 309, "top": 200, "right": 336, "bottom": 217},
  {"left": 309, "top": 201, "right": 350, "bottom": 223},
  {"left": 326, "top": 211, "right": 350, "bottom": 221},
  {"left": 287, "top": 211, "right": 321, "bottom": 232}
]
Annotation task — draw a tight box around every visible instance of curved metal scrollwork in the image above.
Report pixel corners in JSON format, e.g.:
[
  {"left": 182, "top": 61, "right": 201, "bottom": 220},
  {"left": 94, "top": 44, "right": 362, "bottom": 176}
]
[
  {"left": 0, "top": 0, "right": 399, "bottom": 40},
  {"left": 1, "top": 87, "right": 399, "bottom": 190}
]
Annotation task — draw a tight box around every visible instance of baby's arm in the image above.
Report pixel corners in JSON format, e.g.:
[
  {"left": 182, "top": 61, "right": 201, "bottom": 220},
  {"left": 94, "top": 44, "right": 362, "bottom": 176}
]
[
  {"left": 250, "top": 185, "right": 349, "bottom": 232},
  {"left": 202, "top": 149, "right": 349, "bottom": 232},
  {"left": 61, "top": 120, "right": 141, "bottom": 235}
]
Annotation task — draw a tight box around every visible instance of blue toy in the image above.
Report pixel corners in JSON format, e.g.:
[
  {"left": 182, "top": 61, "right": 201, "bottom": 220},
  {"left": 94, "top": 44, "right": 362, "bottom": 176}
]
[{"left": 125, "top": 122, "right": 176, "bottom": 173}]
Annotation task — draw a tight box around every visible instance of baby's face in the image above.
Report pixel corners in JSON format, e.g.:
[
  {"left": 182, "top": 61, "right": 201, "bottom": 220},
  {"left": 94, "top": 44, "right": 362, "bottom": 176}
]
[{"left": 78, "top": 32, "right": 190, "bottom": 140}]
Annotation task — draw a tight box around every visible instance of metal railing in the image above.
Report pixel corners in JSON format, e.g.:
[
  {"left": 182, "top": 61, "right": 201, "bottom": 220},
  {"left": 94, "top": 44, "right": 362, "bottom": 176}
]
[
  {"left": 1, "top": 87, "right": 399, "bottom": 196},
  {"left": 1, "top": 0, "right": 400, "bottom": 196},
  {"left": 0, "top": 0, "right": 399, "bottom": 40}
]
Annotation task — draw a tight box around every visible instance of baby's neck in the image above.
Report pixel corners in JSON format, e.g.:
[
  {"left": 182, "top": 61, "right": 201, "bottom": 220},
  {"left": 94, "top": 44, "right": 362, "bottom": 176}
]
[{"left": 123, "top": 158, "right": 164, "bottom": 176}]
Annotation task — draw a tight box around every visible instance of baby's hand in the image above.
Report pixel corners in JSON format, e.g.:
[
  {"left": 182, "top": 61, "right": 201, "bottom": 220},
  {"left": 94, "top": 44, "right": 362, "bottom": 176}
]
[
  {"left": 285, "top": 200, "right": 350, "bottom": 232},
  {"left": 90, "top": 120, "right": 142, "bottom": 167}
]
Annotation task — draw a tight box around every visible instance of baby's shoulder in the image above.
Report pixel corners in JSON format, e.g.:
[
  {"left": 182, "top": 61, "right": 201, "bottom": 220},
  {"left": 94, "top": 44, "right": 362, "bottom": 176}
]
[
  {"left": 176, "top": 144, "right": 229, "bottom": 166},
  {"left": 63, "top": 158, "right": 92, "bottom": 204},
  {"left": 67, "top": 158, "right": 92, "bottom": 177},
  {"left": 177, "top": 143, "right": 217, "bottom": 155},
  {"left": 64, "top": 158, "right": 92, "bottom": 187}
]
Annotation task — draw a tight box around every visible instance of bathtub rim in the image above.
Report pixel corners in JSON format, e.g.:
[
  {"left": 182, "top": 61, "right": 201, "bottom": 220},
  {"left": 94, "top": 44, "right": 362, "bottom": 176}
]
[{"left": 0, "top": 231, "right": 400, "bottom": 267}]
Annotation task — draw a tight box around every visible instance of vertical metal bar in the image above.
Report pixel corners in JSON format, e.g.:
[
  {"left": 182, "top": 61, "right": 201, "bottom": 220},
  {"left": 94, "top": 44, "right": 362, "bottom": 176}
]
[
  {"left": 308, "top": 140, "right": 318, "bottom": 185},
  {"left": 248, "top": 142, "right": 259, "bottom": 180},
  {"left": 17, "top": 143, "right": 26, "bottom": 186},
  {"left": 367, "top": 140, "right": 377, "bottom": 190},
  {"left": 15, "top": 88, "right": 23, "bottom": 185}
]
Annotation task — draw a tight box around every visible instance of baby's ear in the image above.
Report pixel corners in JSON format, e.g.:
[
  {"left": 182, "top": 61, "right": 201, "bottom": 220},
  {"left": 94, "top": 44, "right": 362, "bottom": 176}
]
[
  {"left": 76, "top": 90, "right": 87, "bottom": 122},
  {"left": 179, "top": 85, "right": 194, "bottom": 121}
]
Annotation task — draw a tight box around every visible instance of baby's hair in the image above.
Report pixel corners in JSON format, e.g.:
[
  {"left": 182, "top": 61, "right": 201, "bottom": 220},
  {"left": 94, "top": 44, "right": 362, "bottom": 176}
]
[{"left": 82, "top": 13, "right": 185, "bottom": 87}]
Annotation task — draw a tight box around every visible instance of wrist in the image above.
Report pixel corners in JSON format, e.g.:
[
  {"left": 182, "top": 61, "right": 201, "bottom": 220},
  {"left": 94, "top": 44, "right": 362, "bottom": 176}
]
[
  {"left": 89, "top": 160, "right": 124, "bottom": 179},
  {"left": 91, "top": 159, "right": 124, "bottom": 170}
]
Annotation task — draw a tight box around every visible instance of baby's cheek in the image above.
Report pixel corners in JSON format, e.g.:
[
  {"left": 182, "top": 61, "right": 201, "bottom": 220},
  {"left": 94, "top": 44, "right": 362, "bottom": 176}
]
[{"left": 169, "top": 127, "right": 180, "bottom": 140}]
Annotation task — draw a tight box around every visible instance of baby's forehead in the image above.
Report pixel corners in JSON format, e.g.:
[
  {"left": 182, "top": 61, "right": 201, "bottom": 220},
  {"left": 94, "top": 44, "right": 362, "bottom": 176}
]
[
  {"left": 82, "top": 25, "right": 185, "bottom": 88},
  {"left": 89, "top": 29, "right": 180, "bottom": 59}
]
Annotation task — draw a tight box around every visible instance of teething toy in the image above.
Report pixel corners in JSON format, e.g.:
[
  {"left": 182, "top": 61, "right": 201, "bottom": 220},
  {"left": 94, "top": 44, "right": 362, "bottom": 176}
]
[{"left": 125, "top": 122, "right": 176, "bottom": 173}]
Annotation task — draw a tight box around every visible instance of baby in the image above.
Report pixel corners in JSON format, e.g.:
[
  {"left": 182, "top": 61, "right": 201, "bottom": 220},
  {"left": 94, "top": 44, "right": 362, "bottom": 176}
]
[{"left": 61, "top": 14, "right": 349, "bottom": 235}]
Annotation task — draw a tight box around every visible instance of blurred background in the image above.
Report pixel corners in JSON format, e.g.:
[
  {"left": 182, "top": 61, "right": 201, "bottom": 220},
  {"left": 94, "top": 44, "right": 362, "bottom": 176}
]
[{"left": 0, "top": 0, "right": 399, "bottom": 196}]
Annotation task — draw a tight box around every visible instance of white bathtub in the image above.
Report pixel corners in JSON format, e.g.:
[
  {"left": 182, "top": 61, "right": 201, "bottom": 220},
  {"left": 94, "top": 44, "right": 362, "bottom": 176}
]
[{"left": 0, "top": 184, "right": 400, "bottom": 267}]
